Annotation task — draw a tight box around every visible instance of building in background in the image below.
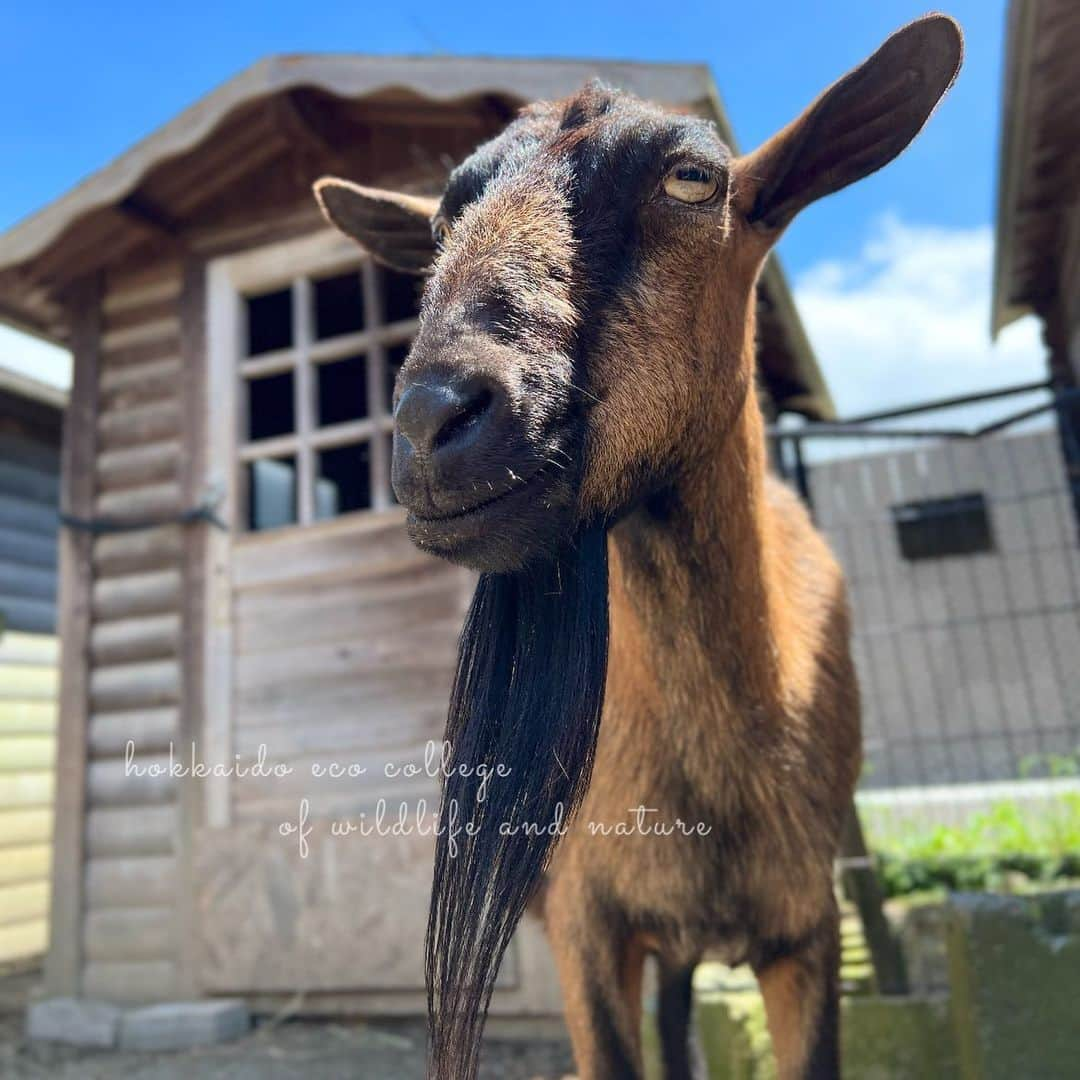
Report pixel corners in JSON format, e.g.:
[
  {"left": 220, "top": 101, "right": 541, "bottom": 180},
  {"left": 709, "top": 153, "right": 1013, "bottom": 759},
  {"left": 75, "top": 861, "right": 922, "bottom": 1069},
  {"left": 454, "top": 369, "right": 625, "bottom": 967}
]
[
  {"left": 0, "top": 366, "right": 64, "bottom": 965},
  {"left": 0, "top": 55, "right": 829, "bottom": 1010},
  {"left": 993, "top": 0, "right": 1080, "bottom": 387}
]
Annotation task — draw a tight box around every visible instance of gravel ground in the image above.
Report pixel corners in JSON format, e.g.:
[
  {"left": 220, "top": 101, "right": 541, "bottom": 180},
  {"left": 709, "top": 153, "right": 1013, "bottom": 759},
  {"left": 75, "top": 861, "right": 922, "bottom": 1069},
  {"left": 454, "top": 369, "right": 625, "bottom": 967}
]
[{"left": 0, "top": 966, "right": 575, "bottom": 1080}]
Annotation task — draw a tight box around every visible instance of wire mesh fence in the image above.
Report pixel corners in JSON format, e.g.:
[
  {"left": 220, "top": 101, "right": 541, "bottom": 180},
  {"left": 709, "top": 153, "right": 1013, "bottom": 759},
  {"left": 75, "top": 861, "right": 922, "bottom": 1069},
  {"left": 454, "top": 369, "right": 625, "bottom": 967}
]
[{"left": 770, "top": 382, "right": 1080, "bottom": 905}]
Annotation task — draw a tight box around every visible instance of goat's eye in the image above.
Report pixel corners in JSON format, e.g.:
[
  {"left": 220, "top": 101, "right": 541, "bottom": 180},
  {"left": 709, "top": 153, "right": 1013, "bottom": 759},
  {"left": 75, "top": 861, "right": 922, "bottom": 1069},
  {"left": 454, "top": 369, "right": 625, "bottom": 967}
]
[
  {"left": 663, "top": 164, "right": 719, "bottom": 204},
  {"left": 433, "top": 218, "right": 452, "bottom": 249}
]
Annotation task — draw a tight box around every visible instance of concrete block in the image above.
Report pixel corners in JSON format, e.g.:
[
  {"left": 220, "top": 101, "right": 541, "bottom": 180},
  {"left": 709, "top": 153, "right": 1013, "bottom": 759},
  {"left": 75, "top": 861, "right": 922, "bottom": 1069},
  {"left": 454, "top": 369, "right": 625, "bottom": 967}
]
[
  {"left": 26, "top": 996, "right": 121, "bottom": 1047},
  {"left": 947, "top": 891, "right": 1080, "bottom": 1080},
  {"left": 687, "top": 991, "right": 955, "bottom": 1080},
  {"left": 843, "top": 995, "right": 955, "bottom": 1080},
  {"left": 118, "top": 999, "right": 250, "bottom": 1051}
]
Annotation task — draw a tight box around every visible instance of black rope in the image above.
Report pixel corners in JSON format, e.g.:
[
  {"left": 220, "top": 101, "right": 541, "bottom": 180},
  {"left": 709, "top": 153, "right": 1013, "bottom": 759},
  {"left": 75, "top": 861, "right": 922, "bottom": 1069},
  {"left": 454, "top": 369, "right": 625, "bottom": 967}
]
[{"left": 60, "top": 502, "right": 227, "bottom": 535}]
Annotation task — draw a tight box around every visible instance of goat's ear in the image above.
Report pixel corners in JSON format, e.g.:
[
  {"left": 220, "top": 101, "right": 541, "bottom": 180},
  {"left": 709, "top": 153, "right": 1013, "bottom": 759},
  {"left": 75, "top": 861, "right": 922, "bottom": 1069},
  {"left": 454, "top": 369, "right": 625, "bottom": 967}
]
[
  {"left": 735, "top": 14, "right": 963, "bottom": 233},
  {"left": 314, "top": 178, "right": 439, "bottom": 275}
]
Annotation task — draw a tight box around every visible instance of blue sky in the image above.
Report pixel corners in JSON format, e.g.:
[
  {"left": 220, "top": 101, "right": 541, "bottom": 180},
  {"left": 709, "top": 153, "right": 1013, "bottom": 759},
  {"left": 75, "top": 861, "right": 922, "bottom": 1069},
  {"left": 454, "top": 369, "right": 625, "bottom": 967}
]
[{"left": 0, "top": 0, "right": 1045, "bottom": 416}]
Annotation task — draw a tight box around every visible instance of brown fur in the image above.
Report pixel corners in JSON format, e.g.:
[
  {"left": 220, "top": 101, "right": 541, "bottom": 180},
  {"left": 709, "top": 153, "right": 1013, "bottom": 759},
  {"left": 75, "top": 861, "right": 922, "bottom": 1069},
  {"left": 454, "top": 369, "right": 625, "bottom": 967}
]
[{"left": 315, "top": 16, "right": 963, "bottom": 1078}]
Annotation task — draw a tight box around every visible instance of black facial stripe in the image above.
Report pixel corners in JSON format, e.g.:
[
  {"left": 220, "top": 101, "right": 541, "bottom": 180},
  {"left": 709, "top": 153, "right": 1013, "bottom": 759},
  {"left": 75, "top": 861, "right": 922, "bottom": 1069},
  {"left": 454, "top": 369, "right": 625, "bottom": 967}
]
[{"left": 435, "top": 89, "right": 732, "bottom": 367}]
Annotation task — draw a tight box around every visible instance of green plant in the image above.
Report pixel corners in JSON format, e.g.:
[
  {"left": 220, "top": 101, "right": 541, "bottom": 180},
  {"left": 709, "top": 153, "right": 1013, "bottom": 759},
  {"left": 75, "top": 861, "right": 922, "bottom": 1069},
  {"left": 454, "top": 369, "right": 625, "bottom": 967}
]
[{"left": 860, "top": 758, "right": 1080, "bottom": 898}]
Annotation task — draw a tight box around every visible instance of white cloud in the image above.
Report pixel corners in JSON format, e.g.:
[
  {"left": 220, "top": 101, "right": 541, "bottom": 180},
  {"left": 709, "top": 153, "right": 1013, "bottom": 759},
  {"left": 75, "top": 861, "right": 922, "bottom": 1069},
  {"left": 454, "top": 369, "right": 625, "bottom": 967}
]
[
  {"left": 793, "top": 214, "right": 1044, "bottom": 421},
  {"left": 0, "top": 325, "right": 72, "bottom": 390}
]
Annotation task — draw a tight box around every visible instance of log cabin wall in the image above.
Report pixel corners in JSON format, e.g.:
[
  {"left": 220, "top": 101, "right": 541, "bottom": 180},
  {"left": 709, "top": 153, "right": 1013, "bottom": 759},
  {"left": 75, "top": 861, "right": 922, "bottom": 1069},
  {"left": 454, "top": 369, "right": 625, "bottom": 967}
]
[{"left": 73, "top": 260, "right": 190, "bottom": 1001}]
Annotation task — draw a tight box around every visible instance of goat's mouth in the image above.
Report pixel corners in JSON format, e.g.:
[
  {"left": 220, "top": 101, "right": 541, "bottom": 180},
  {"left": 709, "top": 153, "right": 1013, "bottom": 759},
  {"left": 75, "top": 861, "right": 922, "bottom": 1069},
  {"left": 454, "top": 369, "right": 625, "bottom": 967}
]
[{"left": 405, "top": 465, "right": 577, "bottom": 572}]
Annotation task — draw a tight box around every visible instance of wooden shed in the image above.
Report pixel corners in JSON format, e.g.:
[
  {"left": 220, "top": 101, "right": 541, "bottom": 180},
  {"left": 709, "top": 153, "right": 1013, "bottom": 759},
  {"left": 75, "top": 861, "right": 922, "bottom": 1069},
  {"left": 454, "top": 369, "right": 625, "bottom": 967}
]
[
  {"left": 0, "top": 55, "right": 832, "bottom": 1011},
  {"left": 0, "top": 366, "right": 64, "bottom": 965},
  {"left": 993, "top": 0, "right": 1080, "bottom": 385}
]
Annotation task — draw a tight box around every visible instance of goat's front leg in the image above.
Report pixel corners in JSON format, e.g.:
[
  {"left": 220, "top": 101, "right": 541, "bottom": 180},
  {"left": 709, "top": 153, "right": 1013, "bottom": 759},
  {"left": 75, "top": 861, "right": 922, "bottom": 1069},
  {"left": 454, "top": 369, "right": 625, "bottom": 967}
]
[
  {"left": 545, "top": 879, "right": 646, "bottom": 1080},
  {"left": 752, "top": 907, "right": 841, "bottom": 1080}
]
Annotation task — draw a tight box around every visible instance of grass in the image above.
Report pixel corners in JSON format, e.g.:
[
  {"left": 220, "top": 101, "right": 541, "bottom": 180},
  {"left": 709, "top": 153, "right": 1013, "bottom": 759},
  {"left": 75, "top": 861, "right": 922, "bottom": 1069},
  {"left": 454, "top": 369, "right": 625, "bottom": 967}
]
[{"left": 861, "top": 754, "right": 1080, "bottom": 898}]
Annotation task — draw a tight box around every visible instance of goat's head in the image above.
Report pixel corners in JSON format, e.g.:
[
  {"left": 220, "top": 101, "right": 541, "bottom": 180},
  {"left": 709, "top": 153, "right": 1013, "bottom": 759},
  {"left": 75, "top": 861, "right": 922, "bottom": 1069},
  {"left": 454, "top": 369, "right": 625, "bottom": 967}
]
[
  {"left": 315, "top": 15, "right": 962, "bottom": 1080},
  {"left": 317, "top": 15, "right": 962, "bottom": 575}
]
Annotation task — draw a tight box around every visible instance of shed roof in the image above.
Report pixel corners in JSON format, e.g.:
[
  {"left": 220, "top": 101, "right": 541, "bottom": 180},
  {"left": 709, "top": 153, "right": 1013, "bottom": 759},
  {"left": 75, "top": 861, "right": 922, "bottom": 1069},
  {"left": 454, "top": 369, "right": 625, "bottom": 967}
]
[
  {"left": 992, "top": 0, "right": 1080, "bottom": 340},
  {"left": 0, "top": 53, "right": 833, "bottom": 419}
]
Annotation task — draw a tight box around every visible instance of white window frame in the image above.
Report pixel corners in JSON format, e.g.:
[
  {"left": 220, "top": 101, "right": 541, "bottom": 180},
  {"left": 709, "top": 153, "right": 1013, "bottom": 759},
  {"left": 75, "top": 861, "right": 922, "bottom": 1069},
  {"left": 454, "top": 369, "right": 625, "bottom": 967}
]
[{"left": 209, "top": 228, "right": 418, "bottom": 534}]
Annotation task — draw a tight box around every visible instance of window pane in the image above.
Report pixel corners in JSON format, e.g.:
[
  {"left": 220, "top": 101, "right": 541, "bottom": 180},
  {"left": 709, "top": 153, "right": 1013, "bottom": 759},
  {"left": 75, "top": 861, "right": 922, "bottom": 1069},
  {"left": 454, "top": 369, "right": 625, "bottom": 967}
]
[
  {"left": 314, "top": 272, "right": 365, "bottom": 340},
  {"left": 247, "top": 371, "right": 295, "bottom": 441},
  {"left": 246, "top": 288, "right": 293, "bottom": 355},
  {"left": 382, "top": 266, "right": 421, "bottom": 324},
  {"left": 316, "top": 442, "right": 372, "bottom": 518},
  {"left": 385, "top": 342, "right": 410, "bottom": 413},
  {"left": 317, "top": 355, "right": 368, "bottom": 427},
  {"left": 248, "top": 457, "right": 297, "bottom": 531}
]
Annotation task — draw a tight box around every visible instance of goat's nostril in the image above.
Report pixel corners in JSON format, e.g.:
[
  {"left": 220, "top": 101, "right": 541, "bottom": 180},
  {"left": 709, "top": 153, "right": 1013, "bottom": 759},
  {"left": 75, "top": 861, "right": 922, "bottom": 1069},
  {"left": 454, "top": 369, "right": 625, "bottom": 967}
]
[
  {"left": 434, "top": 388, "right": 493, "bottom": 450},
  {"left": 394, "top": 377, "right": 500, "bottom": 460}
]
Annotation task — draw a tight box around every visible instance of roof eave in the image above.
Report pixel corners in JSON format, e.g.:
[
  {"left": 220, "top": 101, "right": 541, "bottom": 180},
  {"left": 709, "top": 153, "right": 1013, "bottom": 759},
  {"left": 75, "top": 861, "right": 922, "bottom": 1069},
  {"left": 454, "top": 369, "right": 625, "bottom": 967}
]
[{"left": 991, "top": 0, "right": 1037, "bottom": 339}]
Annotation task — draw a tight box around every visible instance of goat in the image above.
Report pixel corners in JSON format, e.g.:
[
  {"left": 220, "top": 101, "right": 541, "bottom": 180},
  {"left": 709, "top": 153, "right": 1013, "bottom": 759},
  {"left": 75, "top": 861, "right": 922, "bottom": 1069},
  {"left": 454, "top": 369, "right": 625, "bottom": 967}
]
[{"left": 315, "top": 15, "right": 963, "bottom": 1080}]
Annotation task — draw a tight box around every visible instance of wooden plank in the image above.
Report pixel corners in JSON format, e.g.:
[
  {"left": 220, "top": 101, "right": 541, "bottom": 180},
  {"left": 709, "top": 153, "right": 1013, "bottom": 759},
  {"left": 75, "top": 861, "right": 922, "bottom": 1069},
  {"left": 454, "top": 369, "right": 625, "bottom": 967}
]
[
  {"left": 99, "top": 359, "right": 183, "bottom": 414},
  {"left": 102, "top": 297, "right": 179, "bottom": 335},
  {"left": 103, "top": 264, "right": 181, "bottom": 314},
  {"left": 46, "top": 276, "right": 100, "bottom": 996},
  {"left": 97, "top": 400, "right": 181, "bottom": 451},
  {"left": 0, "top": 598, "right": 56, "bottom": 636},
  {"left": 175, "top": 256, "right": 207, "bottom": 996},
  {"left": 0, "top": 770, "right": 53, "bottom": 808},
  {"left": 0, "top": 559, "right": 57, "bottom": 602},
  {"left": 101, "top": 316, "right": 179, "bottom": 355},
  {"left": 0, "top": 881, "right": 50, "bottom": 928},
  {"left": 231, "top": 742, "right": 442, "bottom": 809},
  {"left": 234, "top": 562, "right": 463, "bottom": 653},
  {"left": 0, "top": 492, "right": 58, "bottom": 536},
  {"left": 841, "top": 805, "right": 909, "bottom": 995},
  {"left": 236, "top": 663, "right": 453, "bottom": 730},
  {"left": 0, "top": 735, "right": 56, "bottom": 772},
  {"left": 86, "top": 804, "right": 177, "bottom": 858},
  {"left": 82, "top": 959, "right": 177, "bottom": 1003},
  {"left": 91, "top": 613, "right": 181, "bottom": 666},
  {"left": 0, "top": 808, "right": 53, "bottom": 849},
  {"left": 99, "top": 337, "right": 181, "bottom": 372},
  {"left": 97, "top": 441, "right": 180, "bottom": 494},
  {"left": 84, "top": 856, "right": 176, "bottom": 909},
  {"left": 86, "top": 756, "right": 177, "bottom": 807},
  {"left": 94, "top": 482, "right": 182, "bottom": 519},
  {"left": 0, "top": 844, "right": 51, "bottom": 886},
  {"left": 196, "top": 823, "right": 434, "bottom": 993},
  {"left": 94, "top": 525, "right": 183, "bottom": 576},
  {"left": 0, "top": 664, "right": 58, "bottom": 701},
  {"left": 93, "top": 569, "right": 181, "bottom": 621},
  {"left": 203, "top": 255, "right": 238, "bottom": 830},
  {"left": 90, "top": 659, "right": 180, "bottom": 712},
  {"left": 0, "top": 458, "right": 60, "bottom": 503},
  {"left": 88, "top": 707, "right": 178, "bottom": 758},
  {"left": 0, "top": 700, "right": 57, "bottom": 735},
  {"left": 0, "top": 632, "right": 59, "bottom": 666},
  {"left": 231, "top": 510, "right": 423, "bottom": 591},
  {"left": 83, "top": 906, "right": 175, "bottom": 963},
  {"left": 235, "top": 620, "right": 459, "bottom": 695},
  {"left": 0, "top": 918, "right": 48, "bottom": 964},
  {"left": 234, "top": 703, "right": 446, "bottom": 758},
  {"left": 0, "top": 525, "right": 59, "bottom": 571}
]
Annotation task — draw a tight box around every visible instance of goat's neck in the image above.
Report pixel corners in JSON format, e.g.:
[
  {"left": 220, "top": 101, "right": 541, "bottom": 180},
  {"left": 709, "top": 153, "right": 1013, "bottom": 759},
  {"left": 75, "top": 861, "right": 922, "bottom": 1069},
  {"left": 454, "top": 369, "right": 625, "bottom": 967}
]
[{"left": 609, "top": 384, "right": 789, "bottom": 719}]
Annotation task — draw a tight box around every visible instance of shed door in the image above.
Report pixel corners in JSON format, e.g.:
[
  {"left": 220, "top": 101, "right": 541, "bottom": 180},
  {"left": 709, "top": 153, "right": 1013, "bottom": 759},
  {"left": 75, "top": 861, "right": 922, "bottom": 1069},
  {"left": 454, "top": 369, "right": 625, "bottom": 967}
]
[{"left": 199, "top": 232, "right": 477, "bottom": 996}]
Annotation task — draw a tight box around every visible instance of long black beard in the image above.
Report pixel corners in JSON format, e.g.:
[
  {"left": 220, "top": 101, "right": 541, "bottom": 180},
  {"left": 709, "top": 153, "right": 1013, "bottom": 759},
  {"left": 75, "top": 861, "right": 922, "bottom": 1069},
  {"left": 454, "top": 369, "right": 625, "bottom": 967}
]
[{"left": 425, "top": 525, "right": 610, "bottom": 1080}]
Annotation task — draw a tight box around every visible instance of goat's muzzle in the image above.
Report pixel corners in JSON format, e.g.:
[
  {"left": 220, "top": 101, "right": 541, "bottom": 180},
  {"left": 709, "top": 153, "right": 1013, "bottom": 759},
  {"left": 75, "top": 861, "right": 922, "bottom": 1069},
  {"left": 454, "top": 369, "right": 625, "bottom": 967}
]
[{"left": 392, "top": 367, "right": 578, "bottom": 572}]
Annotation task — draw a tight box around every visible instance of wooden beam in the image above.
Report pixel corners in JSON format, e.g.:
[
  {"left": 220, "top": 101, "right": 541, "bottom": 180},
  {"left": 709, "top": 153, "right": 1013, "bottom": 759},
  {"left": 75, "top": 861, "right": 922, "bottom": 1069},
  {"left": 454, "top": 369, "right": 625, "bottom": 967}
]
[
  {"left": 117, "top": 194, "right": 183, "bottom": 246},
  {"left": 175, "top": 257, "right": 208, "bottom": 996},
  {"left": 45, "top": 273, "right": 101, "bottom": 996},
  {"left": 840, "top": 805, "right": 908, "bottom": 996}
]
